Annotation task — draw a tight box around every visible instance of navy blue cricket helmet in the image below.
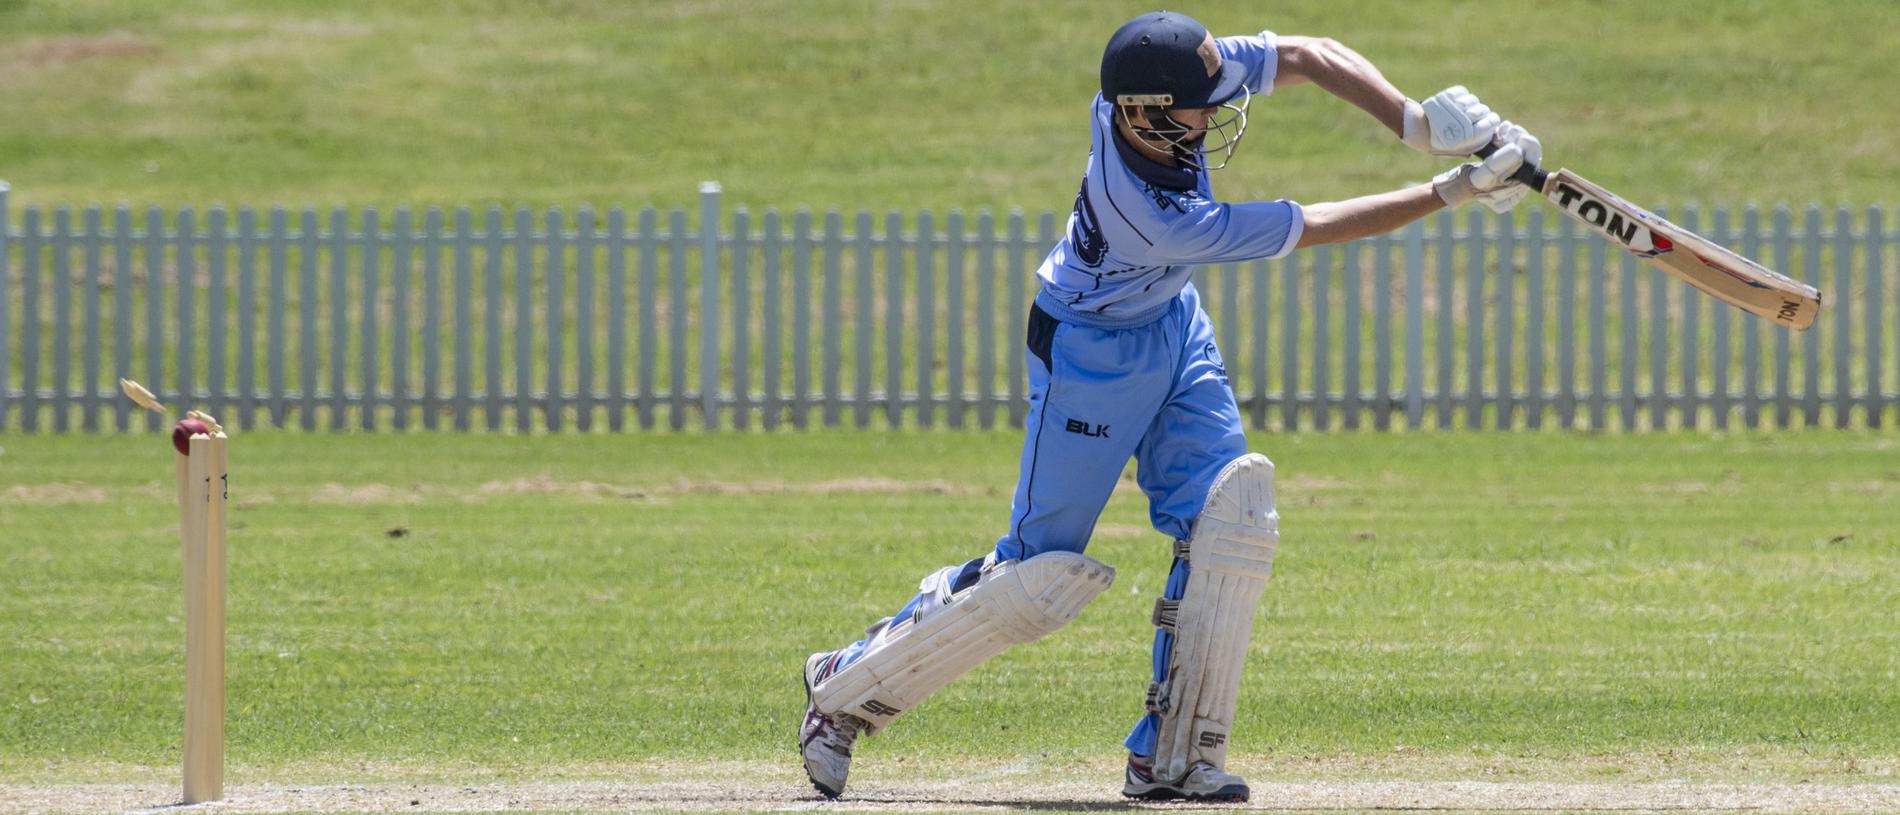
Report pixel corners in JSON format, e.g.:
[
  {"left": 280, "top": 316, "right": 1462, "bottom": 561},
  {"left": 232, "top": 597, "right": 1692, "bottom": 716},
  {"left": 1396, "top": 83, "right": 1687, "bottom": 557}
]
[{"left": 1099, "top": 11, "right": 1252, "bottom": 170}]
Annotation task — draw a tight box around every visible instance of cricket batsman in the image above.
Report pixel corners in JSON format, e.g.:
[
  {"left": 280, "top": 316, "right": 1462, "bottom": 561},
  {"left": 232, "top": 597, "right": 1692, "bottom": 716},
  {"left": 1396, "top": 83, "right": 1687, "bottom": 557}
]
[{"left": 799, "top": 11, "right": 1540, "bottom": 801}]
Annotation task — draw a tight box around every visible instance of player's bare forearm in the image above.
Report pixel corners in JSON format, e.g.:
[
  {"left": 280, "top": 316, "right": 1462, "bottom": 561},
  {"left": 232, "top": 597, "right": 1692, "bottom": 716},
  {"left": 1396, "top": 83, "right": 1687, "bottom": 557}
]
[
  {"left": 1273, "top": 36, "right": 1406, "bottom": 136},
  {"left": 1294, "top": 184, "right": 1442, "bottom": 249}
]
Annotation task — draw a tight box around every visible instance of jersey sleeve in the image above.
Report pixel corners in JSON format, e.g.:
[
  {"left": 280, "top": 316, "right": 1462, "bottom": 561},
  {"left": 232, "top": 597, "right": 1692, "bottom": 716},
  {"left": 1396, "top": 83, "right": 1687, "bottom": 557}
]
[
  {"left": 1148, "top": 197, "right": 1304, "bottom": 265},
  {"left": 1217, "top": 30, "right": 1280, "bottom": 96}
]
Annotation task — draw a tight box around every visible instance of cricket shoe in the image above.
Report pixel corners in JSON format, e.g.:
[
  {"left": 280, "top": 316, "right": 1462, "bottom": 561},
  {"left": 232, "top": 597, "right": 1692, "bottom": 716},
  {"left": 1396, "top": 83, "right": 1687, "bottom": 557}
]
[
  {"left": 1122, "top": 754, "right": 1250, "bottom": 802},
  {"left": 799, "top": 650, "right": 865, "bottom": 799}
]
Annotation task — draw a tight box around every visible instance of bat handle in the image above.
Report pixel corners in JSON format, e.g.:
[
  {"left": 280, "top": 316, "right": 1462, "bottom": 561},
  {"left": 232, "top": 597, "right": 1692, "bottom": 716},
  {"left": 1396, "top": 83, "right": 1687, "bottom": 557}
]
[{"left": 1474, "top": 142, "right": 1550, "bottom": 192}]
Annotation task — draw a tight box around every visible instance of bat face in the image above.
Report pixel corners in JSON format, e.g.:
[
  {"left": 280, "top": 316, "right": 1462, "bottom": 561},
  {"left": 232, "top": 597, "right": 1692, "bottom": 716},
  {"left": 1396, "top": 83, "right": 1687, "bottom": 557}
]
[{"left": 1541, "top": 169, "right": 1822, "bottom": 331}]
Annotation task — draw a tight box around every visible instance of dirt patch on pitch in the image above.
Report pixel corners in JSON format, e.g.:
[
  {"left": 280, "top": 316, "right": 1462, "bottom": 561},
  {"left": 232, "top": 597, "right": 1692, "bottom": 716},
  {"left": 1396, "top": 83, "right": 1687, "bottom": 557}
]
[
  {"left": 0, "top": 483, "right": 108, "bottom": 504},
  {"left": 0, "top": 478, "right": 995, "bottom": 508},
  {"left": 474, "top": 475, "right": 655, "bottom": 500},
  {"left": 668, "top": 477, "right": 990, "bottom": 497},
  {"left": 1279, "top": 474, "right": 1359, "bottom": 492},
  {"left": 0, "top": 33, "right": 158, "bottom": 67},
  {"left": 1093, "top": 523, "right": 1152, "bottom": 539},
  {"left": 12, "top": 778, "right": 1900, "bottom": 814},
  {"left": 463, "top": 476, "right": 988, "bottom": 500},
  {"left": 309, "top": 483, "right": 422, "bottom": 505}
]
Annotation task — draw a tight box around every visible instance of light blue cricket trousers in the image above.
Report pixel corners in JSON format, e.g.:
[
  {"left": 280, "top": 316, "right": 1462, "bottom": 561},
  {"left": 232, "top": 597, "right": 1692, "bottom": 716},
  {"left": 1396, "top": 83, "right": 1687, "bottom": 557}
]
[{"left": 834, "top": 282, "right": 1248, "bottom": 758}]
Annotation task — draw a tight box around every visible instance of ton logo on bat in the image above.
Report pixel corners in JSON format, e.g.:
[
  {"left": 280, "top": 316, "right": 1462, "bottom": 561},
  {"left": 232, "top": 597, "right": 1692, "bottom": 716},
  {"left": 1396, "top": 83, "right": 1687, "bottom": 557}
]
[{"left": 1551, "top": 182, "right": 1656, "bottom": 254}]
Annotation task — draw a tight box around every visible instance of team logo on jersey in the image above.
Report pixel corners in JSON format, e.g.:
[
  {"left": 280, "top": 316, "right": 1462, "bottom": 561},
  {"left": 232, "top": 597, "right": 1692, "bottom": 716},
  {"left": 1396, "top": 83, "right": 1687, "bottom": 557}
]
[
  {"left": 1203, "top": 341, "right": 1227, "bottom": 380},
  {"left": 1145, "top": 184, "right": 1191, "bottom": 213},
  {"left": 1069, "top": 179, "right": 1107, "bottom": 268}
]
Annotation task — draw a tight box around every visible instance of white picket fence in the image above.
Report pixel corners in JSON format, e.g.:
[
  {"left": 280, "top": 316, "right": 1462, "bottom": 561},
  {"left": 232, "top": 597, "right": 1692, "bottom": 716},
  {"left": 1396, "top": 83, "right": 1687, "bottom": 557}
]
[{"left": 1, "top": 181, "right": 1893, "bottom": 433}]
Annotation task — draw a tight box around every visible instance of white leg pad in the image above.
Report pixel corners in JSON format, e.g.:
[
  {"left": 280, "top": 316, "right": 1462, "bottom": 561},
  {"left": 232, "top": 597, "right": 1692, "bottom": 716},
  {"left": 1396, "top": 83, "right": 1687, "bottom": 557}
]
[
  {"left": 811, "top": 551, "right": 1115, "bottom": 733},
  {"left": 1150, "top": 453, "right": 1278, "bottom": 781}
]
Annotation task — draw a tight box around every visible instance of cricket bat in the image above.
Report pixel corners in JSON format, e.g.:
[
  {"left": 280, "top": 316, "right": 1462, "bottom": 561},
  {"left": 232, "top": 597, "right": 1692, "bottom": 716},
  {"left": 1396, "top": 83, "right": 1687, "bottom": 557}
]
[{"left": 1478, "top": 144, "right": 1823, "bottom": 331}]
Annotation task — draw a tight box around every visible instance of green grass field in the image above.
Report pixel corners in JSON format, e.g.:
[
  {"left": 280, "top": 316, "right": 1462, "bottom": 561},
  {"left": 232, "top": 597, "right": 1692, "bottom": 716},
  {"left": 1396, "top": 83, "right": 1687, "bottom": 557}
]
[
  {"left": 3, "top": 1, "right": 1897, "bottom": 212},
  {"left": 6, "top": 3, "right": 1900, "bottom": 812},
  {"left": 4, "top": 430, "right": 1897, "bottom": 797}
]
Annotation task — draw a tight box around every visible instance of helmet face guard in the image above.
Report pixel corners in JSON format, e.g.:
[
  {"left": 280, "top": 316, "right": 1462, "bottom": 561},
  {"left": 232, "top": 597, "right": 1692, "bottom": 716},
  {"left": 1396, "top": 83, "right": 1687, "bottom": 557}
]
[{"left": 1115, "top": 85, "right": 1251, "bottom": 171}]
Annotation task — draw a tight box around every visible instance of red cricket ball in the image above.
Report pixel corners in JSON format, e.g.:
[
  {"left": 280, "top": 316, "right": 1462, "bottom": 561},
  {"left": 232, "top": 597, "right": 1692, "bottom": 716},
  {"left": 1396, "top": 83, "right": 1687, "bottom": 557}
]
[{"left": 171, "top": 418, "right": 211, "bottom": 456}]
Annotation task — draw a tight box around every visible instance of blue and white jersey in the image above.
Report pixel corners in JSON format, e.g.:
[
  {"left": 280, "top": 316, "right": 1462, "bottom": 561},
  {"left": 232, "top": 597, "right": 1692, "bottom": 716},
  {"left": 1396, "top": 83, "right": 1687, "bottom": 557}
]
[{"left": 1036, "top": 31, "right": 1303, "bottom": 328}]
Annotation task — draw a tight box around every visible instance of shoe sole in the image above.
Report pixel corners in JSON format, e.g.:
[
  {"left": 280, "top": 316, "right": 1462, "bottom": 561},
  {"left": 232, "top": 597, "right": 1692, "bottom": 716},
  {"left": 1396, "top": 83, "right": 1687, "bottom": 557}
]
[{"left": 1123, "top": 784, "right": 1250, "bottom": 802}]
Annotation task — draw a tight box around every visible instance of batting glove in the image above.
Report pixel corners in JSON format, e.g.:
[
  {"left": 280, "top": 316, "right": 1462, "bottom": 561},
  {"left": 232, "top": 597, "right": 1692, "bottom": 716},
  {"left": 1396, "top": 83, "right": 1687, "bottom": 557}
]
[
  {"left": 1473, "top": 121, "right": 1543, "bottom": 212},
  {"left": 1402, "top": 85, "right": 1501, "bottom": 157},
  {"left": 1432, "top": 143, "right": 1526, "bottom": 209}
]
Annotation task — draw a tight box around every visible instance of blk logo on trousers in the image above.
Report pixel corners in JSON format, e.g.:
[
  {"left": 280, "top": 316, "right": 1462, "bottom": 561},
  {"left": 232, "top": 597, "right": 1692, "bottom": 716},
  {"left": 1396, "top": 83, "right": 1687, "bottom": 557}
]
[{"left": 1065, "top": 419, "right": 1109, "bottom": 438}]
